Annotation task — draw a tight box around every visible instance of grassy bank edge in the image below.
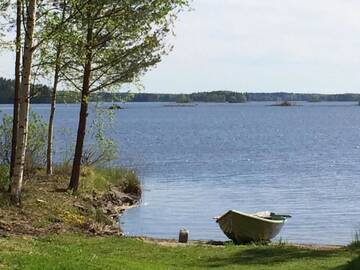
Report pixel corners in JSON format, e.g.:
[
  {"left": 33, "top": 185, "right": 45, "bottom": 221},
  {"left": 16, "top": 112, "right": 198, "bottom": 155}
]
[
  {"left": 0, "top": 233, "right": 359, "bottom": 270},
  {"left": 0, "top": 165, "right": 141, "bottom": 236}
]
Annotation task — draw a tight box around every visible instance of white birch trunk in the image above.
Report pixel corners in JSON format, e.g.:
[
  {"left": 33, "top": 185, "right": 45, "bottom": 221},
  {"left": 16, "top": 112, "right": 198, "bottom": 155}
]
[{"left": 10, "top": 0, "right": 37, "bottom": 205}]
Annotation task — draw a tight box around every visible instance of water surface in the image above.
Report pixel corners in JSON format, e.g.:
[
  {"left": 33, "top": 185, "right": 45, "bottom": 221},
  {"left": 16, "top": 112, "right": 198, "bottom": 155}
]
[{"left": 1, "top": 102, "right": 359, "bottom": 244}]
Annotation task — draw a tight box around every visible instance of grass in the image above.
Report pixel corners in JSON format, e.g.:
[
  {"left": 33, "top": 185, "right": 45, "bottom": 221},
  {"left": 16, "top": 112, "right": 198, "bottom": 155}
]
[
  {"left": 1, "top": 167, "right": 358, "bottom": 269},
  {"left": 52, "top": 163, "right": 141, "bottom": 195},
  {"left": 0, "top": 234, "right": 357, "bottom": 270},
  {"left": 0, "top": 165, "right": 141, "bottom": 235},
  {"left": 84, "top": 167, "right": 141, "bottom": 196}
]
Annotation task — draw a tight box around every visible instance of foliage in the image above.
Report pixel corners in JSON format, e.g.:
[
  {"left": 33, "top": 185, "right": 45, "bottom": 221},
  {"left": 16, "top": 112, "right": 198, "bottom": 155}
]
[
  {"left": 0, "top": 112, "right": 48, "bottom": 170},
  {"left": 77, "top": 166, "right": 141, "bottom": 195},
  {"left": 0, "top": 234, "right": 355, "bottom": 270},
  {"left": 0, "top": 115, "right": 12, "bottom": 165},
  {"left": 59, "top": 106, "right": 118, "bottom": 167},
  {"left": 46, "top": 0, "right": 187, "bottom": 114},
  {"left": 0, "top": 164, "right": 9, "bottom": 191},
  {"left": 92, "top": 167, "right": 141, "bottom": 196},
  {"left": 82, "top": 106, "right": 118, "bottom": 166},
  {"left": 348, "top": 230, "right": 360, "bottom": 251},
  {"left": 176, "top": 94, "right": 191, "bottom": 103},
  {"left": 26, "top": 112, "right": 48, "bottom": 170}
]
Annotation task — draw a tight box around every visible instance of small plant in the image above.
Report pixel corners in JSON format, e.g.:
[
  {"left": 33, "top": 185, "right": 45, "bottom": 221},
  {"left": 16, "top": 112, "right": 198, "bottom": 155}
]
[
  {"left": 0, "top": 116, "right": 12, "bottom": 165},
  {"left": 79, "top": 167, "right": 141, "bottom": 196},
  {"left": 0, "top": 112, "right": 48, "bottom": 171},
  {"left": 272, "top": 237, "right": 287, "bottom": 247},
  {"left": 0, "top": 165, "right": 10, "bottom": 191},
  {"left": 96, "top": 167, "right": 142, "bottom": 196},
  {"left": 58, "top": 105, "right": 119, "bottom": 167},
  {"left": 349, "top": 230, "right": 360, "bottom": 251}
]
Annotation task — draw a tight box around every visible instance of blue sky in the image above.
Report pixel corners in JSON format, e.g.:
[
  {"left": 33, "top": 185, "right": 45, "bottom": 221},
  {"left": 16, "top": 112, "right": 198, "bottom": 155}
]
[{"left": 2, "top": 0, "right": 360, "bottom": 94}]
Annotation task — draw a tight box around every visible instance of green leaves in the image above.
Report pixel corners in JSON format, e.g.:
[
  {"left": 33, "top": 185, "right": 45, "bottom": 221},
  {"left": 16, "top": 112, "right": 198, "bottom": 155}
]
[
  {"left": 0, "top": 112, "right": 48, "bottom": 169},
  {"left": 61, "top": 0, "right": 189, "bottom": 93}
]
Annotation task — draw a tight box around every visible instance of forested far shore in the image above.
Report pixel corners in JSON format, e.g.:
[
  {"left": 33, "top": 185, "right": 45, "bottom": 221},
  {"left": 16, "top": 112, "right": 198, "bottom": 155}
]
[{"left": 1, "top": 77, "right": 360, "bottom": 104}]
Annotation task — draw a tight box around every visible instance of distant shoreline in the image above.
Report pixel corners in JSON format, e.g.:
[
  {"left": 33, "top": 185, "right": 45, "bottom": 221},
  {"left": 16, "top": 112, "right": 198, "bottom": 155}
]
[{"left": 1, "top": 100, "right": 360, "bottom": 105}]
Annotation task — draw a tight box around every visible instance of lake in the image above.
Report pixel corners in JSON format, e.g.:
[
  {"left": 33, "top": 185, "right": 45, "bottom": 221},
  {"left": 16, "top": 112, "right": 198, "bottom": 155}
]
[{"left": 1, "top": 102, "right": 359, "bottom": 244}]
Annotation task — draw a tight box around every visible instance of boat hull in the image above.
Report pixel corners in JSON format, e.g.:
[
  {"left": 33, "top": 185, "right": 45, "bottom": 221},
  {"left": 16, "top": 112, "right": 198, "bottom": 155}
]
[{"left": 217, "top": 210, "right": 285, "bottom": 244}]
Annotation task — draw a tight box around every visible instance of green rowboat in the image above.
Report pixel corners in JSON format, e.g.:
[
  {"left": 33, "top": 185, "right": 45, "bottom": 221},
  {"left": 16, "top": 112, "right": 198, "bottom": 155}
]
[{"left": 216, "top": 210, "right": 291, "bottom": 244}]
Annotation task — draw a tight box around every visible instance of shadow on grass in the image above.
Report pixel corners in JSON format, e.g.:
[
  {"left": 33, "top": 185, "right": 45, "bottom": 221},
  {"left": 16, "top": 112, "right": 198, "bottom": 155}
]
[
  {"left": 202, "top": 246, "right": 341, "bottom": 268},
  {"left": 342, "top": 254, "right": 360, "bottom": 270}
]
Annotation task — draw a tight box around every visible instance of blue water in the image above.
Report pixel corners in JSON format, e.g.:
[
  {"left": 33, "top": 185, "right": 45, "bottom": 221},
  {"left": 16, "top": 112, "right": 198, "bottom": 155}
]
[{"left": 1, "top": 102, "right": 359, "bottom": 244}]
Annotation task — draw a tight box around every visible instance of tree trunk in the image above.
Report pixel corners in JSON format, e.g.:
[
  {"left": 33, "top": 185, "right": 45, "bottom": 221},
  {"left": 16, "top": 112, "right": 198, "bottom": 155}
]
[
  {"left": 46, "top": 55, "right": 60, "bottom": 176},
  {"left": 46, "top": 0, "right": 66, "bottom": 176},
  {"left": 68, "top": 12, "right": 93, "bottom": 192},
  {"left": 10, "top": 0, "right": 22, "bottom": 180},
  {"left": 10, "top": 0, "right": 37, "bottom": 205}
]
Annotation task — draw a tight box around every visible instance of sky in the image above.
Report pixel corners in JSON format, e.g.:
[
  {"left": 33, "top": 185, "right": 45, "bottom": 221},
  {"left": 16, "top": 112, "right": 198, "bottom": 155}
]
[{"left": 2, "top": 0, "right": 360, "bottom": 94}]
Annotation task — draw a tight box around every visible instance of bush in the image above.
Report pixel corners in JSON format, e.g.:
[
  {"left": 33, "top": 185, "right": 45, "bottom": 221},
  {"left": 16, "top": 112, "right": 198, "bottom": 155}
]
[
  {"left": 349, "top": 231, "right": 360, "bottom": 251},
  {"left": 59, "top": 106, "right": 118, "bottom": 167},
  {"left": 82, "top": 107, "right": 118, "bottom": 166},
  {"left": 26, "top": 112, "right": 48, "bottom": 170},
  {"left": 0, "top": 165, "right": 9, "bottom": 191},
  {"left": 0, "top": 115, "right": 12, "bottom": 165},
  {"left": 0, "top": 112, "right": 48, "bottom": 171}
]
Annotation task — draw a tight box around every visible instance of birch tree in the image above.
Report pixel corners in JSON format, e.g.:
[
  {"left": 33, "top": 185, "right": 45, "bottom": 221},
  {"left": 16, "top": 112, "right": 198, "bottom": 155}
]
[
  {"left": 64, "top": 0, "right": 189, "bottom": 192},
  {"left": 9, "top": 0, "right": 74, "bottom": 204},
  {"left": 0, "top": 1, "right": 22, "bottom": 186},
  {"left": 10, "top": 0, "right": 37, "bottom": 204},
  {"left": 39, "top": 0, "right": 68, "bottom": 175},
  {"left": 10, "top": 0, "right": 22, "bottom": 179}
]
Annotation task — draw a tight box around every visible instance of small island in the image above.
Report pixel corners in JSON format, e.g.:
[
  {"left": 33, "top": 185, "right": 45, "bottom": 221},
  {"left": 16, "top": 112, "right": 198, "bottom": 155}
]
[
  {"left": 271, "top": 100, "right": 296, "bottom": 107},
  {"left": 163, "top": 94, "right": 197, "bottom": 107},
  {"left": 108, "top": 104, "right": 123, "bottom": 110}
]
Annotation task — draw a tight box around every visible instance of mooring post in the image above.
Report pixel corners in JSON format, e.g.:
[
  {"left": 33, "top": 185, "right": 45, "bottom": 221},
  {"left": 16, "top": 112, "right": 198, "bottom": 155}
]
[{"left": 179, "top": 229, "right": 189, "bottom": 243}]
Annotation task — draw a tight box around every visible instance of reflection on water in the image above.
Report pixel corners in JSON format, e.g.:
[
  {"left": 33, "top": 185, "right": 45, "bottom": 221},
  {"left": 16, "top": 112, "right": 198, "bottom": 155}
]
[{"left": 1, "top": 102, "right": 359, "bottom": 244}]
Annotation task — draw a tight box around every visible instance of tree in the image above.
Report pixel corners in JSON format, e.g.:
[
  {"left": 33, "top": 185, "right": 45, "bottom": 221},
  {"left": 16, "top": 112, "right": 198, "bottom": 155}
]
[
  {"left": 63, "top": 0, "right": 189, "bottom": 192},
  {"left": 0, "top": 0, "right": 22, "bottom": 189},
  {"left": 10, "top": 0, "right": 22, "bottom": 180},
  {"left": 10, "top": 0, "right": 37, "bottom": 204},
  {"left": 8, "top": 0, "right": 84, "bottom": 203},
  {"left": 40, "top": 0, "right": 68, "bottom": 175}
]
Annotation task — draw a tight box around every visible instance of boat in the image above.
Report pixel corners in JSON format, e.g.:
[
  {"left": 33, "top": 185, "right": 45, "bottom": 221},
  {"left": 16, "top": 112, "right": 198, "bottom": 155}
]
[{"left": 215, "top": 210, "right": 291, "bottom": 244}]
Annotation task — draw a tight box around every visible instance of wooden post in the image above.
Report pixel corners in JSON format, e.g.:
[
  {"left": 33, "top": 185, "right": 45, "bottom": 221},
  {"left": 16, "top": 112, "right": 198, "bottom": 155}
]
[{"left": 178, "top": 229, "right": 189, "bottom": 243}]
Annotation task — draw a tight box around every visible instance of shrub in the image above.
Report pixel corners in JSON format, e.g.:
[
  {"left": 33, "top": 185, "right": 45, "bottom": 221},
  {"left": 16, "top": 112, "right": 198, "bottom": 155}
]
[
  {"left": 0, "top": 112, "right": 48, "bottom": 172},
  {"left": 0, "top": 115, "right": 12, "bottom": 165},
  {"left": 0, "top": 165, "right": 9, "bottom": 191},
  {"left": 82, "top": 107, "right": 118, "bottom": 166},
  {"left": 349, "top": 230, "right": 360, "bottom": 251},
  {"left": 59, "top": 106, "right": 118, "bottom": 167}
]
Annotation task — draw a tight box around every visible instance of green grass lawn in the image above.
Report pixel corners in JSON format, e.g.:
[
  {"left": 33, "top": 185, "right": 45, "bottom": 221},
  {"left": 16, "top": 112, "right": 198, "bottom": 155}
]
[{"left": 0, "top": 234, "right": 358, "bottom": 270}]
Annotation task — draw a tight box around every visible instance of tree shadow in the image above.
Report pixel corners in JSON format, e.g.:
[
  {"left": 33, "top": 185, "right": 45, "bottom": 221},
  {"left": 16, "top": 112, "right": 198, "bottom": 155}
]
[
  {"left": 340, "top": 255, "right": 360, "bottom": 270},
  {"left": 201, "top": 246, "right": 342, "bottom": 268}
]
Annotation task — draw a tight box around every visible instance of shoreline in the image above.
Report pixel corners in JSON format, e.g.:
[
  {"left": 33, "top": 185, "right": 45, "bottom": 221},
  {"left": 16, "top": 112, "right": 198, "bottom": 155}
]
[
  {"left": 0, "top": 166, "right": 141, "bottom": 237},
  {"left": 129, "top": 235, "right": 345, "bottom": 250}
]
